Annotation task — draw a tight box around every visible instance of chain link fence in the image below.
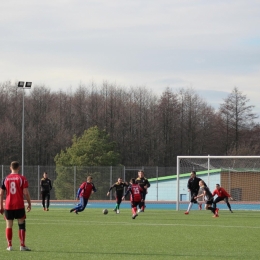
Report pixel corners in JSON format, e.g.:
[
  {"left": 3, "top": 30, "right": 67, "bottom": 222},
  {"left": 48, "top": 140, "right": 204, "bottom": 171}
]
[{"left": 1, "top": 165, "right": 177, "bottom": 201}]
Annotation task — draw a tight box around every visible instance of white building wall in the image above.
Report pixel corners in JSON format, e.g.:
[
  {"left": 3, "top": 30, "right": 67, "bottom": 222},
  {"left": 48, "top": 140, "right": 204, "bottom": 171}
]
[{"left": 146, "top": 173, "right": 221, "bottom": 201}]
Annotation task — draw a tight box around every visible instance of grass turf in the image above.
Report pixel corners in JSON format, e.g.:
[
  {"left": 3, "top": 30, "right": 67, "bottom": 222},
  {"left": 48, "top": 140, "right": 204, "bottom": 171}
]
[{"left": 1, "top": 207, "right": 260, "bottom": 259}]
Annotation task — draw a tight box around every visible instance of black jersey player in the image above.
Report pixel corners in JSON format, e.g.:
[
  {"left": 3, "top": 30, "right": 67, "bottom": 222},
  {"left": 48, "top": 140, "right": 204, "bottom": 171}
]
[
  {"left": 136, "top": 170, "right": 150, "bottom": 212},
  {"left": 107, "top": 178, "right": 128, "bottom": 213}
]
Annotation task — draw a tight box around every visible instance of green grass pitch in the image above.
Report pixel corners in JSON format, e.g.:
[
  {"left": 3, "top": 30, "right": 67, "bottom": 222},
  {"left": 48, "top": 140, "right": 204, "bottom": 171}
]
[{"left": 1, "top": 208, "right": 260, "bottom": 259}]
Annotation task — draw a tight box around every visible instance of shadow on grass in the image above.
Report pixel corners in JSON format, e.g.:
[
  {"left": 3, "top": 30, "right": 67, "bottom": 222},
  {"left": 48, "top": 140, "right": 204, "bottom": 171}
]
[{"left": 29, "top": 250, "right": 243, "bottom": 259}]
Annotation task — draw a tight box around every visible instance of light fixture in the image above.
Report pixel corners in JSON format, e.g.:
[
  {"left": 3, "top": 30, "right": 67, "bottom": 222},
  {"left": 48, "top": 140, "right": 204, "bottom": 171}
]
[
  {"left": 18, "top": 81, "right": 25, "bottom": 87},
  {"left": 25, "top": 82, "right": 32, "bottom": 88}
]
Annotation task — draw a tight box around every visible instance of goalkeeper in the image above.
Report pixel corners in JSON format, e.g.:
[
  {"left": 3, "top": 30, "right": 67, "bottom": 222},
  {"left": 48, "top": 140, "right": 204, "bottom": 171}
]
[{"left": 212, "top": 184, "right": 234, "bottom": 213}]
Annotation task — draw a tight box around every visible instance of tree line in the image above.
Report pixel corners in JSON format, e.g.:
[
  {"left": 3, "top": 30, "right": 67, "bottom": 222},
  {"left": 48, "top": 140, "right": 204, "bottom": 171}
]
[{"left": 0, "top": 80, "right": 259, "bottom": 167}]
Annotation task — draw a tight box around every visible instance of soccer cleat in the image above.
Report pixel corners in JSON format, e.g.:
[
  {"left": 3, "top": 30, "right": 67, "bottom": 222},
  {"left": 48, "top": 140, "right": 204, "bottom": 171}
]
[
  {"left": 116, "top": 210, "right": 120, "bottom": 214},
  {"left": 230, "top": 210, "right": 233, "bottom": 213},
  {"left": 46, "top": 208, "right": 49, "bottom": 211},
  {"left": 43, "top": 208, "right": 46, "bottom": 211},
  {"left": 199, "top": 204, "right": 202, "bottom": 210},
  {"left": 20, "top": 246, "right": 31, "bottom": 251},
  {"left": 215, "top": 208, "right": 219, "bottom": 216},
  {"left": 184, "top": 211, "right": 189, "bottom": 215},
  {"left": 132, "top": 214, "right": 138, "bottom": 219},
  {"left": 6, "top": 246, "right": 13, "bottom": 251},
  {"left": 137, "top": 209, "right": 141, "bottom": 213},
  {"left": 113, "top": 208, "right": 117, "bottom": 212},
  {"left": 70, "top": 209, "right": 74, "bottom": 213},
  {"left": 74, "top": 210, "right": 78, "bottom": 214},
  {"left": 212, "top": 215, "right": 219, "bottom": 218}
]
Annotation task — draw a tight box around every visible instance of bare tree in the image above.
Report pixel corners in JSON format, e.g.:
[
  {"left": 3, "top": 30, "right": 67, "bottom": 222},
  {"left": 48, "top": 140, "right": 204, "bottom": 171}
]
[
  {"left": 156, "top": 87, "right": 181, "bottom": 165},
  {"left": 219, "top": 87, "right": 258, "bottom": 153},
  {"left": 227, "top": 123, "right": 260, "bottom": 155},
  {"left": 177, "top": 88, "right": 202, "bottom": 154},
  {"left": 0, "top": 82, "right": 22, "bottom": 163},
  {"left": 1, "top": 80, "right": 259, "bottom": 166}
]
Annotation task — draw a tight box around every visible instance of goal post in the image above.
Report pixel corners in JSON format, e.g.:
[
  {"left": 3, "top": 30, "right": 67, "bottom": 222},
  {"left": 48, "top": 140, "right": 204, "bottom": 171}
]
[{"left": 176, "top": 155, "right": 260, "bottom": 211}]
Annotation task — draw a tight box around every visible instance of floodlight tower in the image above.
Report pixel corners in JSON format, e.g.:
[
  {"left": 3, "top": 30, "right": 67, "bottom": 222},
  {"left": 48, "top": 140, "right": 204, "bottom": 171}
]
[{"left": 18, "top": 81, "right": 32, "bottom": 175}]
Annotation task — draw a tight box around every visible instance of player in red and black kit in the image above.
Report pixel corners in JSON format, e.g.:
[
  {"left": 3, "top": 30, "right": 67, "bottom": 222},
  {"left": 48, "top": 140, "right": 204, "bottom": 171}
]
[
  {"left": 0, "top": 161, "right": 32, "bottom": 251},
  {"left": 185, "top": 171, "right": 203, "bottom": 214},
  {"left": 212, "top": 184, "right": 234, "bottom": 213},
  {"left": 122, "top": 178, "right": 144, "bottom": 219},
  {"left": 107, "top": 177, "right": 128, "bottom": 214},
  {"left": 135, "top": 170, "right": 150, "bottom": 212},
  {"left": 70, "top": 176, "right": 97, "bottom": 214}
]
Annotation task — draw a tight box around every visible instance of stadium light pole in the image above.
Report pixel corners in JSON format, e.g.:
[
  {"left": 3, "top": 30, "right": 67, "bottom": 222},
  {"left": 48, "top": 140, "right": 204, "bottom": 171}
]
[{"left": 18, "top": 81, "right": 32, "bottom": 176}]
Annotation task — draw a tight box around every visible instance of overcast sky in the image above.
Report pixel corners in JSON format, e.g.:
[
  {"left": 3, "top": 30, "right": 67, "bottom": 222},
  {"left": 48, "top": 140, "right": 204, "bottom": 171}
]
[{"left": 1, "top": 1, "right": 260, "bottom": 117}]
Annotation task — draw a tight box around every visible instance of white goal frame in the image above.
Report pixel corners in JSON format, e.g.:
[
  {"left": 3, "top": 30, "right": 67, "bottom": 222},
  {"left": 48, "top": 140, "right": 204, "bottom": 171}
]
[{"left": 176, "top": 155, "right": 260, "bottom": 210}]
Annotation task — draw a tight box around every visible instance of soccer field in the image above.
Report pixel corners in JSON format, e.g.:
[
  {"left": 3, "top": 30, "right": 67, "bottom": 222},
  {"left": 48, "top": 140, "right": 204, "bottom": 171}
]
[{"left": 0, "top": 207, "right": 260, "bottom": 260}]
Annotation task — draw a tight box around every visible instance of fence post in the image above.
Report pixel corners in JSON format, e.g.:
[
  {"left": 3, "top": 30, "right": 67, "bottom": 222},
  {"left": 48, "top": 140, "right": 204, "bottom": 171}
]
[
  {"left": 228, "top": 167, "right": 231, "bottom": 194},
  {"left": 123, "top": 165, "right": 127, "bottom": 197},
  {"left": 38, "top": 165, "right": 40, "bottom": 200},
  {"left": 208, "top": 155, "right": 210, "bottom": 186},
  {"left": 156, "top": 166, "right": 158, "bottom": 201},
  {"left": 74, "top": 166, "right": 76, "bottom": 199},
  {"left": 110, "top": 166, "right": 112, "bottom": 200}
]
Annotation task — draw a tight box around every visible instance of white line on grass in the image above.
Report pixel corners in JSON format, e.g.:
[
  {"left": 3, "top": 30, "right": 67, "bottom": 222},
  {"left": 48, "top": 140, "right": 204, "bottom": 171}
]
[{"left": 26, "top": 218, "right": 260, "bottom": 230}]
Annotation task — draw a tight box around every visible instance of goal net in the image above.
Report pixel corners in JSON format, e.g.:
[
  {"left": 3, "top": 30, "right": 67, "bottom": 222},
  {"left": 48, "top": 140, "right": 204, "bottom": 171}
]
[{"left": 176, "top": 156, "right": 260, "bottom": 211}]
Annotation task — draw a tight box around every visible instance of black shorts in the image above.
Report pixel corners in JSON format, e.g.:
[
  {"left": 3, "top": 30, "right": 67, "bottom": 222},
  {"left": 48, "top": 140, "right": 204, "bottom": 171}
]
[
  {"left": 41, "top": 190, "right": 50, "bottom": 197},
  {"left": 190, "top": 191, "right": 199, "bottom": 203},
  {"left": 131, "top": 201, "right": 142, "bottom": 208},
  {"left": 206, "top": 199, "right": 213, "bottom": 205},
  {"left": 5, "top": 208, "right": 26, "bottom": 220},
  {"left": 116, "top": 194, "right": 123, "bottom": 203}
]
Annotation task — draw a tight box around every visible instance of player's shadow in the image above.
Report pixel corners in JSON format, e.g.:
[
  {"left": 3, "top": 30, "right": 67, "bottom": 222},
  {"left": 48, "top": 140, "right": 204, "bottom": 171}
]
[{"left": 33, "top": 250, "right": 239, "bottom": 259}]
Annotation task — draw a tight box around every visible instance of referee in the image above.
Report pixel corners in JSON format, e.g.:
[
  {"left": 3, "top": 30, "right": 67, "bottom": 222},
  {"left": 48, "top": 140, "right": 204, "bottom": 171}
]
[{"left": 40, "top": 172, "right": 52, "bottom": 211}]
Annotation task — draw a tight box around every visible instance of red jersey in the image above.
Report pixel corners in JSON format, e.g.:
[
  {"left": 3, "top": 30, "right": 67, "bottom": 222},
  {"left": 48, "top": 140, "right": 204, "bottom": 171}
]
[
  {"left": 79, "top": 182, "right": 96, "bottom": 199},
  {"left": 127, "top": 184, "right": 143, "bottom": 202},
  {"left": 212, "top": 187, "right": 231, "bottom": 198},
  {"left": 2, "top": 173, "right": 29, "bottom": 210}
]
